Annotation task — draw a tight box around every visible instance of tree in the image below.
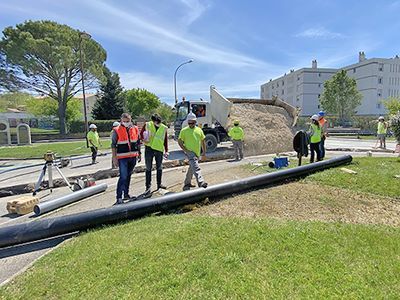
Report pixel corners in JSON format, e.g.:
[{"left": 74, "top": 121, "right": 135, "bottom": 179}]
[
  {"left": 0, "top": 92, "right": 34, "bottom": 112},
  {"left": 155, "top": 102, "right": 175, "bottom": 124},
  {"left": 92, "top": 66, "right": 124, "bottom": 120},
  {"left": 123, "top": 88, "right": 161, "bottom": 118},
  {"left": 382, "top": 97, "right": 400, "bottom": 116},
  {"left": 320, "top": 70, "right": 362, "bottom": 124},
  {"left": 0, "top": 20, "right": 106, "bottom": 134},
  {"left": 26, "top": 97, "right": 82, "bottom": 125}
]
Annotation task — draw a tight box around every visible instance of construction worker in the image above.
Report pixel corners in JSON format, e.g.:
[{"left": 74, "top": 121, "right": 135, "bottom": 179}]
[
  {"left": 111, "top": 113, "right": 141, "bottom": 205},
  {"left": 318, "top": 111, "right": 328, "bottom": 159},
  {"left": 308, "top": 114, "right": 322, "bottom": 163},
  {"left": 377, "top": 116, "right": 388, "bottom": 149},
  {"left": 87, "top": 124, "right": 102, "bottom": 164},
  {"left": 111, "top": 122, "right": 120, "bottom": 169},
  {"left": 228, "top": 120, "right": 244, "bottom": 160},
  {"left": 140, "top": 113, "right": 168, "bottom": 195},
  {"left": 178, "top": 113, "right": 208, "bottom": 191}
]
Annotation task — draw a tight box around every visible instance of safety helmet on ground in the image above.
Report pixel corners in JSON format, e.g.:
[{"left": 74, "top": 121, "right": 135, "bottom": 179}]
[
  {"left": 318, "top": 111, "right": 326, "bottom": 117},
  {"left": 89, "top": 124, "right": 97, "bottom": 129},
  {"left": 233, "top": 120, "right": 240, "bottom": 125},
  {"left": 310, "top": 114, "right": 319, "bottom": 121},
  {"left": 187, "top": 113, "right": 197, "bottom": 122},
  {"left": 378, "top": 116, "right": 384, "bottom": 120},
  {"left": 112, "top": 121, "right": 120, "bottom": 127}
]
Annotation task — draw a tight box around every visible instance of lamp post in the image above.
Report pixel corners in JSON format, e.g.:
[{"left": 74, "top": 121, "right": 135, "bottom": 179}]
[
  {"left": 78, "top": 31, "right": 91, "bottom": 145},
  {"left": 174, "top": 59, "right": 193, "bottom": 105}
]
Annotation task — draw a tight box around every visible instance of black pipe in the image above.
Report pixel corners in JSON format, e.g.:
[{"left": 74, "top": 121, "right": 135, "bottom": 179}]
[{"left": 0, "top": 155, "right": 352, "bottom": 248}]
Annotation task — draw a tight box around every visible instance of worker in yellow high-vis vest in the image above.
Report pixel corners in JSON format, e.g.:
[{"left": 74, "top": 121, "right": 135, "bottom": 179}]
[
  {"left": 140, "top": 113, "right": 168, "bottom": 195},
  {"left": 308, "top": 114, "right": 322, "bottom": 163},
  {"left": 377, "top": 116, "right": 388, "bottom": 149},
  {"left": 228, "top": 120, "right": 244, "bottom": 160}
]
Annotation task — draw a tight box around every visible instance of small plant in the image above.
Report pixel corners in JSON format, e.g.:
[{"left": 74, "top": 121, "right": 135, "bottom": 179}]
[{"left": 389, "top": 112, "right": 400, "bottom": 143}]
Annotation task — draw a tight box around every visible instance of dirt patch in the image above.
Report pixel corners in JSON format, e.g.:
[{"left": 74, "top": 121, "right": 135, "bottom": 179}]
[
  {"left": 191, "top": 181, "right": 400, "bottom": 227},
  {"left": 229, "top": 103, "right": 294, "bottom": 156}
]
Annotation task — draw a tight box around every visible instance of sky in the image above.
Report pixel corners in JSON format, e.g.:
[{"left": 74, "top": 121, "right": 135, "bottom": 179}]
[{"left": 1, "top": 0, "right": 400, "bottom": 104}]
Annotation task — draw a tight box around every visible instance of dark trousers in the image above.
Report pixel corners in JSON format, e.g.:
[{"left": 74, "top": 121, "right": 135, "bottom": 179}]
[
  {"left": 145, "top": 146, "right": 163, "bottom": 189},
  {"left": 320, "top": 136, "right": 326, "bottom": 159},
  {"left": 310, "top": 142, "right": 322, "bottom": 163},
  {"left": 117, "top": 157, "right": 137, "bottom": 199},
  {"left": 90, "top": 146, "right": 97, "bottom": 162}
]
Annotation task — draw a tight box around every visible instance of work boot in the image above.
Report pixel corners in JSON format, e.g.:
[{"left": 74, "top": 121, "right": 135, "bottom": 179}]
[
  {"left": 123, "top": 194, "right": 131, "bottom": 200},
  {"left": 200, "top": 182, "right": 208, "bottom": 188},
  {"left": 92, "top": 159, "right": 96, "bottom": 164},
  {"left": 157, "top": 183, "right": 167, "bottom": 190},
  {"left": 183, "top": 184, "right": 194, "bottom": 191},
  {"left": 114, "top": 198, "right": 124, "bottom": 205},
  {"left": 144, "top": 187, "right": 151, "bottom": 196}
]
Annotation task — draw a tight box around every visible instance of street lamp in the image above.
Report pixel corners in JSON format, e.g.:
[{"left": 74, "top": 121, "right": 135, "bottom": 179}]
[
  {"left": 174, "top": 59, "right": 193, "bottom": 105},
  {"left": 78, "top": 31, "right": 91, "bottom": 145}
]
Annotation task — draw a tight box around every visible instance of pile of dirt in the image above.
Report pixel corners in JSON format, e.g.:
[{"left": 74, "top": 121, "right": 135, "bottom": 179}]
[{"left": 228, "top": 103, "right": 294, "bottom": 156}]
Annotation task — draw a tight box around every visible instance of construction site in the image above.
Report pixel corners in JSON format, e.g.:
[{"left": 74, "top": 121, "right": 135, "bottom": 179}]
[{"left": 0, "top": 87, "right": 399, "bottom": 298}]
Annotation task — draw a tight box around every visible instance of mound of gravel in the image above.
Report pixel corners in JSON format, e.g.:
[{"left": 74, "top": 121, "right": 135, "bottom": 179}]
[{"left": 228, "top": 103, "right": 294, "bottom": 156}]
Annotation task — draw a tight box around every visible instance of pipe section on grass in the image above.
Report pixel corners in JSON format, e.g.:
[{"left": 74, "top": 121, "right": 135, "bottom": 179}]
[
  {"left": 34, "top": 183, "right": 108, "bottom": 216},
  {"left": 0, "top": 155, "right": 352, "bottom": 248}
]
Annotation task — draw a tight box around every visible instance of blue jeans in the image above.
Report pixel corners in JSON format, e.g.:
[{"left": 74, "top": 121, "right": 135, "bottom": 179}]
[
  {"left": 117, "top": 157, "right": 137, "bottom": 199},
  {"left": 320, "top": 136, "right": 326, "bottom": 159}
]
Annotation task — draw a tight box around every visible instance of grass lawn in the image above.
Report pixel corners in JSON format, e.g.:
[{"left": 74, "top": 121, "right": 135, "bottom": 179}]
[
  {"left": 247, "top": 157, "right": 400, "bottom": 199},
  {"left": 0, "top": 139, "right": 111, "bottom": 159},
  {"left": 9, "top": 128, "right": 60, "bottom": 135},
  {"left": 0, "top": 216, "right": 399, "bottom": 299}
]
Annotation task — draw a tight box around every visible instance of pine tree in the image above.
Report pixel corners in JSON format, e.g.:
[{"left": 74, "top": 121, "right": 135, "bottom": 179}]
[{"left": 92, "top": 67, "right": 124, "bottom": 120}]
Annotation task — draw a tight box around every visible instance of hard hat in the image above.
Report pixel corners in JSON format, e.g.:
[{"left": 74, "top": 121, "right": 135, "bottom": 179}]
[
  {"left": 378, "top": 116, "right": 384, "bottom": 120},
  {"left": 318, "top": 111, "right": 326, "bottom": 117},
  {"left": 113, "top": 121, "right": 120, "bottom": 127},
  {"left": 89, "top": 124, "right": 97, "bottom": 129},
  {"left": 187, "top": 113, "right": 197, "bottom": 122},
  {"left": 310, "top": 114, "right": 319, "bottom": 121},
  {"left": 233, "top": 120, "right": 240, "bottom": 125}
]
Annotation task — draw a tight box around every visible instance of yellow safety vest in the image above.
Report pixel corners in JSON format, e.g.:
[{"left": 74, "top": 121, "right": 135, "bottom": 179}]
[
  {"left": 228, "top": 126, "right": 244, "bottom": 141},
  {"left": 310, "top": 124, "right": 322, "bottom": 143},
  {"left": 146, "top": 121, "right": 167, "bottom": 152}
]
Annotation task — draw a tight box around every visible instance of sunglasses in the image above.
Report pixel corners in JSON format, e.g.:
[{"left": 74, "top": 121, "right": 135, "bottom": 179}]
[{"left": 188, "top": 122, "right": 196, "bottom": 125}]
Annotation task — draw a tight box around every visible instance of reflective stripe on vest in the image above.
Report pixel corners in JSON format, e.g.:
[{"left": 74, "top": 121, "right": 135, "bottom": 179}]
[
  {"left": 115, "top": 125, "right": 139, "bottom": 159},
  {"left": 147, "top": 121, "right": 167, "bottom": 152},
  {"left": 310, "top": 124, "right": 322, "bottom": 143}
]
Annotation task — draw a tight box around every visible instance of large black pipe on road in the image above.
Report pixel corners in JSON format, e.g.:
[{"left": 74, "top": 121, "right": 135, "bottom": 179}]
[{"left": 0, "top": 155, "right": 352, "bottom": 248}]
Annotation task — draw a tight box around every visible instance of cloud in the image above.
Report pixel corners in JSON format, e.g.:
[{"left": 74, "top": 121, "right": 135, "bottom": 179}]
[
  {"left": 177, "top": 0, "right": 211, "bottom": 26},
  {"left": 83, "top": 0, "right": 268, "bottom": 69},
  {"left": 295, "top": 27, "right": 344, "bottom": 39}
]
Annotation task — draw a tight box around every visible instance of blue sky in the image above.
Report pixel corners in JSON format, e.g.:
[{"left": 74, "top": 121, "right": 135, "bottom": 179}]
[{"left": 1, "top": 0, "right": 400, "bottom": 104}]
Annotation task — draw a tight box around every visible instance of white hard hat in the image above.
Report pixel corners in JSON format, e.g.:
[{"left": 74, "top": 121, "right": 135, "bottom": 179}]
[
  {"left": 113, "top": 121, "right": 120, "bottom": 127},
  {"left": 187, "top": 113, "right": 197, "bottom": 122},
  {"left": 378, "top": 116, "right": 384, "bottom": 120},
  {"left": 310, "top": 114, "right": 319, "bottom": 121},
  {"left": 89, "top": 124, "right": 97, "bottom": 129}
]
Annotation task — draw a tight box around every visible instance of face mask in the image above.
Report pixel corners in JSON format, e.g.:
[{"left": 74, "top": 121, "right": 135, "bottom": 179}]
[{"left": 122, "top": 121, "right": 131, "bottom": 127}]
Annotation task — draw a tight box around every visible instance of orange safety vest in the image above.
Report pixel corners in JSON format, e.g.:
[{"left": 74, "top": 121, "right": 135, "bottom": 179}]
[
  {"left": 114, "top": 125, "right": 140, "bottom": 159},
  {"left": 319, "top": 118, "right": 327, "bottom": 127}
]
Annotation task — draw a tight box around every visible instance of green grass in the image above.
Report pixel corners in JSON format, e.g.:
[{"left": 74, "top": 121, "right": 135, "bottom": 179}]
[
  {"left": 9, "top": 128, "right": 59, "bottom": 135},
  {"left": 1, "top": 216, "right": 399, "bottom": 299},
  {"left": 247, "top": 157, "right": 400, "bottom": 199},
  {"left": 0, "top": 139, "right": 111, "bottom": 159}
]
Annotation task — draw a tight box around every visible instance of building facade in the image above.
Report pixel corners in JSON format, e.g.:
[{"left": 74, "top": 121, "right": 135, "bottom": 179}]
[{"left": 261, "top": 53, "right": 400, "bottom": 116}]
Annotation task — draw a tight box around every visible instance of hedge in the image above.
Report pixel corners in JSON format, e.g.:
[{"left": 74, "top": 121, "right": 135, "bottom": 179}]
[{"left": 69, "top": 120, "right": 116, "bottom": 133}]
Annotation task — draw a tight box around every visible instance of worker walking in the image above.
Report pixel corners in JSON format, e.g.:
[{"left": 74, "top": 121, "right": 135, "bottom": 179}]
[
  {"left": 377, "top": 116, "right": 388, "bottom": 149},
  {"left": 178, "top": 113, "right": 208, "bottom": 191},
  {"left": 111, "top": 113, "right": 141, "bottom": 205},
  {"left": 140, "top": 113, "right": 169, "bottom": 195},
  {"left": 308, "top": 115, "right": 322, "bottom": 163},
  {"left": 318, "top": 111, "right": 328, "bottom": 159},
  {"left": 228, "top": 120, "right": 244, "bottom": 160},
  {"left": 87, "top": 124, "right": 102, "bottom": 164}
]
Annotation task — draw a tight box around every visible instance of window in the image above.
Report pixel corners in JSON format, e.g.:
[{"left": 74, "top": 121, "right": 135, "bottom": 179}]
[
  {"left": 378, "top": 77, "right": 383, "bottom": 84},
  {"left": 297, "top": 76, "right": 300, "bottom": 81},
  {"left": 281, "top": 90, "right": 284, "bottom": 95},
  {"left": 192, "top": 104, "right": 206, "bottom": 118},
  {"left": 377, "top": 89, "right": 382, "bottom": 97},
  {"left": 377, "top": 103, "right": 381, "bottom": 109},
  {"left": 296, "top": 98, "right": 300, "bottom": 102},
  {"left": 379, "top": 63, "right": 384, "bottom": 71},
  {"left": 272, "top": 84, "right": 274, "bottom": 89},
  {"left": 277, "top": 82, "right": 279, "bottom": 87},
  {"left": 318, "top": 73, "right": 321, "bottom": 77},
  {"left": 353, "top": 68, "right": 356, "bottom": 73},
  {"left": 317, "top": 104, "right": 320, "bottom": 109},
  {"left": 318, "top": 94, "right": 321, "bottom": 98},
  {"left": 177, "top": 103, "right": 190, "bottom": 120},
  {"left": 282, "top": 80, "right": 284, "bottom": 86},
  {"left": 318, "top": 83, "right": 321, "bottom": 88}
]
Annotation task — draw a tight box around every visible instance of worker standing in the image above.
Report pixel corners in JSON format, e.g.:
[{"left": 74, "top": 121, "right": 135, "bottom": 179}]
[
  {"left": 318, "top": 111, "right": 328, "bottom": 159},
  {"left": 228, "top": 120, "right": 244, "bottom": 160},
  {"left": 140, "top": 113, "right": 168, "bottom": 195},
  {"left": 377, "top": 116, "right": 388, "bottom": 149},
  {"left": 111, "top": 113, "right": 141, "bottom": 205},
  {"left": 87, "top": 124, "right": 102, "bottom": 164},
  {"left": 178, "top": 113, "right": 208, "bottom": 191},
  {"left": 308, "top": 115, "right": 322, "bottom": 163},
  {"left": 111, "top": 121, "right": 120, "bottom": 169}
]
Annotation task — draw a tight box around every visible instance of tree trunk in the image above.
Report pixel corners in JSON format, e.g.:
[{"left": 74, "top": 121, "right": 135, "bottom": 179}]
[{"left": 58, "top": 101, "right": 67, "bottom": 135}]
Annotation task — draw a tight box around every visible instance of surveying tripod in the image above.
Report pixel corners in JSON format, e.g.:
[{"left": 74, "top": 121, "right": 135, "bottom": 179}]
[{"left": 32, "top": 151, "right": 73, "bottom": 196}]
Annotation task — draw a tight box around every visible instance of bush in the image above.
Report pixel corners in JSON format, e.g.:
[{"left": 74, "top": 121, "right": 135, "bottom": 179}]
[
  {"left": 69, "top": 120, "right": 116, "bottom": 134},
  {"left": 389, "top": 113, "right": 400, "bottom": 143}
]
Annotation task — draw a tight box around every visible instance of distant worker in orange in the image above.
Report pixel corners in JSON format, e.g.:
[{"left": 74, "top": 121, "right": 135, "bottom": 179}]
[
  {"left": 196, "top": 105, "right": 205, "bottom": 118},
  {"left": 318, "top": 111, "right": 328, "bottom": 159}
]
